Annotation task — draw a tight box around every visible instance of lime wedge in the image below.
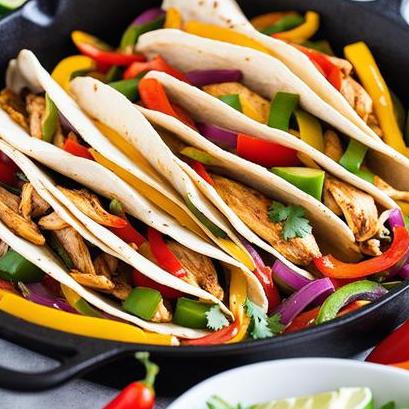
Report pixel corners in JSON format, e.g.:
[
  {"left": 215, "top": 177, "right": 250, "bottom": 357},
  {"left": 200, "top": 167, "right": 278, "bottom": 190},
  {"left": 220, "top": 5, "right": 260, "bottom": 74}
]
[
  {"left": 254, "top": 387, "right": 374, "bottom": 409},
  {"left": 0, "top": 0, "right": 26, "bottom": 15}
]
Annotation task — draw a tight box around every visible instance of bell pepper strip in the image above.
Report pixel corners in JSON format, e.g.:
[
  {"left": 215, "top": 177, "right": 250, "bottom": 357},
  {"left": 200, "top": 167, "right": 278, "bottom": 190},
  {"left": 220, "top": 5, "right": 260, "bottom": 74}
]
[
  {"left": 345, "top": 42, "right": 409, "bottom": 156},
  {"left": 63, "top": 138, "right": 94, "bottom": 160},
  {"left": 139, "top": 78, "right": 196, "bottom": 129},
  {"left": 190, "top": 161, "right": 215, "bottom": 186},
  {"left": 301, "top": 40, "right": 334, "bottom": 56},
  {"left": 219, "top": 94, "right": 242, "bottom": 112},
  {"left": 123, "top": 287, "right": 162, "bottom": 320},
  {"left": 89, "top": 148, "right": 207, "bottom": 239},
  {"left": 72, "top": 31, "right": 146, "bottom": 67},
  {"left": 314, "top": 226, "right": 409, "bottom": 279},
  {"left": 184, "top": 21, "right": 270, "bottom": 54},
  {"left": 171, "top": 104, "right": 197, "bottom": 130},
  {"left": 41, "top": 94, "right": 58, "bottom": 143},
  {"left": 0, "top": 161, "right": 17, "bottom": 186},
  {"left": 0, "top": 290, "right": 175, "bottom": 345},
  {"left": 108, "top": 76, "right": 144, "bottom": 102},
  {"left": 274, "top": 11, "right": 320, "bottom": 42},
  {"left": 239, "top": 95, "right": 265, "bottom": 123},
  {"left": 0, "top": 250, "right": 44, "bottom": 283},
  {"left": 367, "top": 318, "right": 409, "bottom": 365},
  {"left": 261, "top": 14, "right": 305, "bottom": 36},
  {"left": 123, "top": 55, "right": 187, "bottom": 82},
  {"left": 164, "top": 7, "right": 183, "bottom": 29},
  {"left": 51, "top": 55, "right": 95, "bottom": 93},
  {"left": 316, "top": 280, "right": 386, "bottom": 324},
  {"left": 182, "top": 321, "right": 239, "bottom": 346},
  {"left": 173, "top": 297, "right": 213, "bottom": 329},
  {"left": 392, "top": 360, "right": 409, "bottom": 370},
  {"left": 268, "top": 92, "right": 299, "bottom": 131},
  {"left": 294, "top": 109, "right": 324, "bottom": 152},
  {"left": 61, "top": 284, "right": 102, "bottom": 317},
  {"left": 237, "top": 133, "right": 300, "bottom": 167},
  {"left": 180, "top": 147, "right": 219, "bottom": 166},
  {"left": 397, "top": 200, "right": 409, "bottom": 217},
  {"left": 250, "top": 12, "right": 297, "bottom": 31},
  {"left": 296, "top": 46, "right": 342, "bottom": 91},
  {"left": 105, "top": 66, "right": 123, "bottom": 83},
  {"left": 103, "top": 352, "right": 158, "bottom": 409},
  {"left": 253, "top": 264, "right": 280, "bottom": 313},
  {"left": 147, "top": 227, "right": 187, "bottom": 279}
]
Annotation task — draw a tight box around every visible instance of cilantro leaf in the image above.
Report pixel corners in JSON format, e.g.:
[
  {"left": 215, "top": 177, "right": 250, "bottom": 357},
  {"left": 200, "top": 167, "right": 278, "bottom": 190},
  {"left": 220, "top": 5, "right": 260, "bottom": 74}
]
[
  {"left": 267, "top": 313, "right": 285, "bottom": 335},
  {"left": 206, "top": 305, "right": 229, "bottom": 331},
  {"left": 244, "top": 298, "right": 273, "bottom": 340},
  {"left": 268, "top": 202, "right": 312, "bottom": 240}
]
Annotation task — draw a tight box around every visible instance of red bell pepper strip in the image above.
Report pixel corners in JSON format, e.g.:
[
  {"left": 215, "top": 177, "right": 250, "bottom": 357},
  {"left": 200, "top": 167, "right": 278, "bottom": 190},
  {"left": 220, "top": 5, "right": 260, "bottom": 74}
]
[
  {"left": 0, "top": 152, "right": 19, "bottom": 172},
  {"left": 110, "top": 219, "right": 146, "bottom": 247},
  {"left": 147, "top": 228, "right": 187, "bottom": 279},
  {"left": 366, "top": 318, "right": 409, "bottom": 365},
  {"left": 236, "top": 133, "right": 300, "bottom": 167},
  {"left": 103, "top": 352, "right": 157, "bottom": 409},
  {"left": 123, "top": 55, "right": 188, "bottom": 81},
  {"left": 72, "top": 31, "right": 146, "bottom": 67},
  {"left": 182, "top": 321, "right": 240, "bottom": 346},
  {"left": 139, "top": 78, "right": 197, "bottom": 129},
  {"left": 191, "top": 161, "right": 215, "bottom": 186},
  {"left": 0, "top": 161, "right": 17, "bottom": 186},
  {"left": 132, "top": 269, "right": 183, "bottom": 299},
  {"left": 314, "top": 227, "right": 409, "bottom": 279},
  {"left": 253, "top": 265, "right": 281, "bottom": 312},
  {"left": 63, "top": 138, "right": 94, "bottom": 161}
]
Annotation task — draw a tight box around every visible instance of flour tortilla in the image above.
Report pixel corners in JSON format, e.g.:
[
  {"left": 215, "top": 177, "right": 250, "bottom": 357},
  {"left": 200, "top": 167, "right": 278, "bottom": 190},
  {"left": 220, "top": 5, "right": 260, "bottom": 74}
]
[
  {"left": 135, "top": 29, "right": 409, "bottom": 193},
  {"left": 161, "top": 0, "right": 382, "bottom": 141}
]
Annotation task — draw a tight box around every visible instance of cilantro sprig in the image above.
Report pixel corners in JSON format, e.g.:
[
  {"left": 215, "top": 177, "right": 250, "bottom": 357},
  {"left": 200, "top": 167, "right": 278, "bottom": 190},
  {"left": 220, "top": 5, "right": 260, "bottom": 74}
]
[
  {"left": 268, "top": 201, "right": 312, "bottom": 240},
  {"left": 206, "top": 305, "right": 229, "bottom": 331}
]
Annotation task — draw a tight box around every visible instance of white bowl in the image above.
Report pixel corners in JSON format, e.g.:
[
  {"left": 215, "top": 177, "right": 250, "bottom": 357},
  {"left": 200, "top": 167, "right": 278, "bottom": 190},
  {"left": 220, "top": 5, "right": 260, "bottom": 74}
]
[{"left": 168, "top": 358, "right": 409, "bottom": 409}]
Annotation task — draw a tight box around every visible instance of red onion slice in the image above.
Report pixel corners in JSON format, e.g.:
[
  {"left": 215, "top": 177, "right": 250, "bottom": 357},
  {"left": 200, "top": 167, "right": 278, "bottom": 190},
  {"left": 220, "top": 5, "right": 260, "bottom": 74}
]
[
  {"left": 388, "top": 208, "right": 405, "bottom": 229},
  {"left": 186, "top": 69, "right": 243, "bottom": 87},
  {"left": 132, "top": 8, "right": 164, "bottom": 25},
  {"left": 272, "top": 260, "right": 311, "bottom": 292},
  {"left": 196, "top": 122, "right": 237, "bottom": 149}
]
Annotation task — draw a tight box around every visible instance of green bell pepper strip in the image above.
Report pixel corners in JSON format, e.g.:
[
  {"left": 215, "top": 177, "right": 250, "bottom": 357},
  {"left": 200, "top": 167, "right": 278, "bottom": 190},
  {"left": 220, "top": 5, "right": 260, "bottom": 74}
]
[
  {"left": 301, "top": 40, "right": 334, "bottom": 56},
  {"left": 218, "top": 94, "right": 242, "bottom": 112},
  {"left": 268, "top": 92, "right": 299, "bottom": 131},
  {"left": 0, "top": 180, "right": 20, "bottom": 195},
  {"left": 41, "top": 94, "right": 58, "bottom": 143},
  {"left": 316, "top": 280, "right": 386, "bottom": 324},
  {"left": 0, "top": 250, "right": 44, "bottom": 282},
  {"left": 105, "top": 66, "right": 123, "bottom": 83},
  {"left": 108, "top": 71, "right": 146, "bottom": 102},
  {"left": 123, "top": 287, "right": 162, "bottom": 320},
  {"left": 261, "top": 14, "right": 305, "bottom": 36},
  {"left": 120, "top": 16, "right": 165, "bottom": 51},
  {"left": 173, "top": 297, "right": 212, "bottom": 329}
]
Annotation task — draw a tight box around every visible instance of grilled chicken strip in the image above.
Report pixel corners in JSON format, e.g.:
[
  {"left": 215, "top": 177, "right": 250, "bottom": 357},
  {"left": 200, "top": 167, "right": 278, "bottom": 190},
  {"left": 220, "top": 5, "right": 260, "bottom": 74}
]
[
  {"left": 0, "top": 89, "right": 28, "bottom": 131},
  {"left": 211, "top": 174, "right": 321, "bottom": 266},
  {"left": 324, "top": 176, "right": 379, "bottom": 243},
  {"left": 151, "top": 299, "right": 173, "bottom": 323},
  {"left": 25, "top": 93, "right": 46, "bottom": 139},
  {"left": 38, "top": 211, "right": 70, "bottom": 230},
  {"left": 202, "top": 82, "right": 270, "bottom": 123},
  {"left": 374, "top": 176, "right": 409, "bottom": 203},
  {"left": 0, "top": 240, "right": 9, "bottom": 258},
  {"left": 52, "top": 227, "right": 96, "bottom": 275},
  {"left": 166, "top": 240, "right": 224, "bottom": 300},
  {"left": 70, "top": 270, "right": 115, "bottom": 291},
  {"left": 324, "top": 130, "right": 344, "bottom": 162},
  {"left": 0, "top": 185, "right": 19, "bottom": 212},
  {"left": 19, "top": 183, "right": 51, "bottom": 220}
]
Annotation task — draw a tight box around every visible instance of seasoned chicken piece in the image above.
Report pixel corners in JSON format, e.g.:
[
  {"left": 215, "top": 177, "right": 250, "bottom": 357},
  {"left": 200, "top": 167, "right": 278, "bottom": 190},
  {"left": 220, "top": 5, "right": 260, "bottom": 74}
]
[
  {"left": 0, "top": 89, "right": 28, "bottom": 130},
  {"left": 324, "top": 130, "right": 344, "bottom": 162},
  {"left": 0, "top": 240, "right": 9, "bottom": 258},
  {"left": 0, "top": 185, "right": 20, "bottom": 212},
  {"left": 57, "top": 187, "right": 126, "bottom": 228},
  {"left": 0, "top": 200, "right": 45, "bottom": 245},
  {"left": 359, "top": 239, "right": 382, "bottom": 257},
  {"left": 53, "top": 123, "right": 66, "bottom": 148},
  {"left": 324, "top": 176, "right": 379, "bottom": 242},
  {"left": 31, "top": 188, "right": 51, "bottom": 217},
  {"left": 38, "top": 211, "right": 70, "bottom": 231},
  {"left": 52, "top": 227, "right": 96, "bottom": 275},
  {"left": 111, "top": 271, "right": 132, "bottom": 300},
  {"left": 374, "top": 176, "right": 409, "bottom": 202},
  {"left": 70, "top": 270, "right": 115, "bottom": 291},
  {"left": 25, "top": 93, "right": 45, "bottom": 139},
  {"left": 94, "top": 253, "right": 118, "bottom": 278},
  {"left": 212, "top": 175, "right": 321, "bottom": 266},
  {"left": 151, "top": 299, "right": 173, "bottom": 323},
  {"left": 327, "top": 56, "right": 353, "bottom": 76},
  {"left": 19, "top": 183, "right": 51, "bottom": 220},
  {"left": 202, "top": 82, "right": 270, "bottom": 123},
  {"left": 323, "top": 185, "right": 343, "bottom": 216},
  {"left": 166, "top": 240, "right": 224, "bottom": 300}
]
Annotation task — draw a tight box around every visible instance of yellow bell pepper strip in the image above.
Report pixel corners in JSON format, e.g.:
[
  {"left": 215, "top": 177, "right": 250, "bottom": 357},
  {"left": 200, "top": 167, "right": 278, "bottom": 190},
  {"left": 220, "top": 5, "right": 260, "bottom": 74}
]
[
  {"left": 164, "top": 7, "right": 183, "bottom": 29},
  {"left": 297, "top": 152, "right": 320, "bottom": 169},
  {"left": 397, "top": 200, "right": 409, "bottom": 217},
  {"left": 61, "top": 284, "right": 102, "bottom": 317},
  {"left": 250, "top": 12, "right": 298, "bottom": 31},
  {"left": 274, "top": 11, "right": 320, "bottom": 42},
  {"left": 0, "top": 290, "right": 176, "bottom": 345},
  {"left": 184, "top": 21, "right": 270, "bottom": 54},
  {"left": 51, "top": 55, "right": 95, "bottom": 93},
  {"left": 239, "top": 95, "right": 265, "bottom": 123},
  {"left": 345, "top": 42, "right": 409, "bottom": 156},
  {"left": 294, "top": 109, "right": 324, "bottom": 152}
]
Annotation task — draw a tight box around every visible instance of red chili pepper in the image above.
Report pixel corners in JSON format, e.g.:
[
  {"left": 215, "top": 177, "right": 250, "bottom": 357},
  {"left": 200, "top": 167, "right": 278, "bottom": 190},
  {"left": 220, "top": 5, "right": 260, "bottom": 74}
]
[
  {"left": 182, "top": 321, "right": 240, "bottom": 346},
  {"left": 236, "top": 133, "right": 300, "bottom": 167},
  {"left": 132, "top": 269, "right": 183, "bottom": 299},
  {"left": 147, "top": 228, "right": 187, "bottom": 279},
  {"left": 103, "top": 352, "right": 158, "bottom": 409},
  {"left": 139, "top": 77, "right": 197, "bottom": 129},
  {"left": 63, "top": 138, "right": 95, "bottom": 161},
  {"left": 253, "top": 265, "right": 281, "bottom": 312},
  {"left": 314, "top": 227, "right": 409, "bottom": 279},
  {"left": 110, "top": 219, "right": 146, "bottom": 248},
  {"left": 123, "top": 55, "right": 188, "bottom": 82},
  {"left": 366, "top": 319, "right": 409, "bottom": 365},
  {"left": 190, "top": 161, "right": 215, "bottom": 186}
]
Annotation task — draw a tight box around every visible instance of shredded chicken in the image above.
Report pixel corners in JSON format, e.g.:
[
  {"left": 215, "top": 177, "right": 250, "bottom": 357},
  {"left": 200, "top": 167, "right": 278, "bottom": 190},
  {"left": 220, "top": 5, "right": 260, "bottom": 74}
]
[
  {"left": 202, "top": 82, "right": 270, "bottom": 123},
  {"left": 211, "top": 174, "right": 321, "bottom": 266},
  {"left": 327, "top": 56, "right": 353, "bottom": 76},
  {"left": 38, "top": 211, "right": 70, "bottom": 231},
  {"left": 0, "top": 89, "right": 28, "bottom": 130},
  {"left": 25, "top": 93, "right": 45, "bottom": 139},
  {"left": 151, "top": 299, "right": 173, "bottom": 323},
  {"left": 0, "top": 240, "right": 9, "bottom": 258},
  {"left": 324, "top": 130, "right": 344, "bottom": 162},
  {"left": 70, "top": 270, "right": 115, "bottom": 291},
  {"left": 31, "top": 188, "right": 51, "bottom": 217},
  {"left": 19, "top": 183, "right": 51, "bottom": 220},
  {"left": 324, "top": 176, "right": 379, "bottom": 243},
  {"left": 94, "top": 253, "right": 118, "bottom": 278},
  {"left": 359, "top": 239, "right": 382, "bottom": 257},
  {"left": 166, "top": 240, "right": 224, "bottom": 300},
  {"left": 57, "top": 187, "right": 124, "bottom": 228},
  {"left": 111, "top": 271, "right": 132, "bottom": 300},
  {"left": 52, "top": 227, "right": 96, "bottom": 275},
  {"left": 0, "top": 185, "right": 20, "bottom": 212},
  {"left": 374, "top": 176, "right": 409, "bottom": 203}
]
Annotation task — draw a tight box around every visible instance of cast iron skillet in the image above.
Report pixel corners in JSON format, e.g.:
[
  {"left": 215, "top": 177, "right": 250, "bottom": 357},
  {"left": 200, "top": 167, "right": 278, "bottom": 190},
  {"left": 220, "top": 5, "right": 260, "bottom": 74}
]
[{"left": 0, "top": 0, "right": 408, "bottom": 396}]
